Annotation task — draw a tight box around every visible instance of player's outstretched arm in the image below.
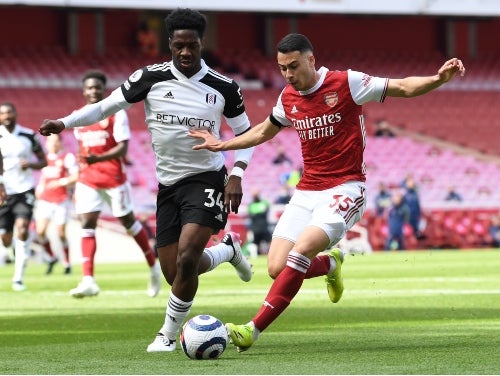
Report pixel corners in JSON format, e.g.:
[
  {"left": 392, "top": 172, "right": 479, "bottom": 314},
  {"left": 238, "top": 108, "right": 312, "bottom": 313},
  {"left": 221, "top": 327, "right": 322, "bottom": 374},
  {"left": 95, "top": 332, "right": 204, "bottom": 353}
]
[
  {"left": 39, "top": 120, "right": 65, "bottom": 136},
  {"left": 40, "top": 89, "right": 129, "bottom": 137},
  {"left": 387, "top": 57, "right": 466, "bottom": 98},
  {"left": 190, "top": 117, "right": 279, "bottom": 151}
]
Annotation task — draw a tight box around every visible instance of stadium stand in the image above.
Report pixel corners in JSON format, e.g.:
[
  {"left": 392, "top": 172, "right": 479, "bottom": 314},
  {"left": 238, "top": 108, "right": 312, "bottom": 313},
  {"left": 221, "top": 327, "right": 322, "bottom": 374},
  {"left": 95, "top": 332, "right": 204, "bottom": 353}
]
[
  {"left": 9, "top": 47, "right": 496, "bottom": 156},
  {"left": 1, "top": 45, "right": 499, "bottom": 250}
]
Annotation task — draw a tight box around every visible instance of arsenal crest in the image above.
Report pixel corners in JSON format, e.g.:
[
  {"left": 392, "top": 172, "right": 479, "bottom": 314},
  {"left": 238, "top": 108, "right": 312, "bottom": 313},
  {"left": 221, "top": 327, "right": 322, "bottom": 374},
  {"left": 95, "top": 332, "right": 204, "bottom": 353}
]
[{"left": 324, "top": 92, "right": 338, "bottom": 107}]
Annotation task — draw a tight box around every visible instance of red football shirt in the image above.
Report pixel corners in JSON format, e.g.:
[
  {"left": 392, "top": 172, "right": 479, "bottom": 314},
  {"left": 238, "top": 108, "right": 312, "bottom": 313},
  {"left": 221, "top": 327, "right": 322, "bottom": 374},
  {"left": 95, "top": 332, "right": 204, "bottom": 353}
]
[
  {"left": 273, "top": 68, "right": 388, "bottom": 191},
  {"left": 36, "top": 151, "right": 77, "bottom": 203},
  {"left": 73, "top": 110, "right": 130, "bottom": 189}
]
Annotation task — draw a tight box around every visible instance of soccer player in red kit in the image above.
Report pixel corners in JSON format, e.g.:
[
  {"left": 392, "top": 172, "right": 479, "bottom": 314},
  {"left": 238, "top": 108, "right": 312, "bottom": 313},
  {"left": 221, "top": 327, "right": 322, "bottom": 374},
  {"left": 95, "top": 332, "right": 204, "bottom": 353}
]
[
  {"left": 190, "top": 33, "right": 466, "bottom": 352},
  {"left": 69, "top": 70, "right": 161, "bottom": 298},
  {"left": 34, "top": 133, "right": 78, "bottom": 274}
]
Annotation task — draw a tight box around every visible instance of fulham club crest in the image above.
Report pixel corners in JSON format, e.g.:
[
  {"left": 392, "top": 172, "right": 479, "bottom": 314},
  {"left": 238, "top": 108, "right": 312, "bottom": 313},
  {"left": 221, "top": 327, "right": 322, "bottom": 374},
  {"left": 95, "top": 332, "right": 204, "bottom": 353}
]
[
  {"left": 324, "top": 92, "right": 338, "bottom": 107},
  {"left": 206, "top": 93, "right": 217, "bottom": 105}
]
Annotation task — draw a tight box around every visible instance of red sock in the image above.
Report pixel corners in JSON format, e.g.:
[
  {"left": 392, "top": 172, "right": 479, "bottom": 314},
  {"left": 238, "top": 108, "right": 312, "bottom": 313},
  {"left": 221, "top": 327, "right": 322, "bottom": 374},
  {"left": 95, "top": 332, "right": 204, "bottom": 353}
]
[
  {"left": 133, "top": 226, "right": 156, "bottom": 267},
  {"left": 43, "top": 240, "right": 55, "bottom": 259},
  {"left": 81, "top": 232, "right": 96, "bottom": 277},
  {"left": 304, "top": 254, "right": 330, "bottom": 279},
  {"left": 62, "top": 243, "right": 70, "bottom": 265},
  {"left": 253, "top": 251, "right": 310, "bottom": 332}
]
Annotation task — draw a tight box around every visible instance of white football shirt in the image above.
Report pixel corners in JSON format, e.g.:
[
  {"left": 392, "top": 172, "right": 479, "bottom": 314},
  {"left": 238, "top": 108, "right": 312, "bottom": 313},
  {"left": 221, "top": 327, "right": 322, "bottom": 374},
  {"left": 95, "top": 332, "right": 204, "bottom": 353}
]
[
  {"left": 119, "top": 59, "right": 251, "bottom": 186},
  {"left": 0, "top": 124, "right": 44, "bottom": 195}
]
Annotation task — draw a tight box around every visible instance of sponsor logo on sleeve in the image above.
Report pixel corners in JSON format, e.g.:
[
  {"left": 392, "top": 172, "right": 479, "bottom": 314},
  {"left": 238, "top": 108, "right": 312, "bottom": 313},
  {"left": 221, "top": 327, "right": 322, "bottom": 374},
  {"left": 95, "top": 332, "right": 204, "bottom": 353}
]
[{"left": 129, "top": 69, "right": 143, "bottom": 83}]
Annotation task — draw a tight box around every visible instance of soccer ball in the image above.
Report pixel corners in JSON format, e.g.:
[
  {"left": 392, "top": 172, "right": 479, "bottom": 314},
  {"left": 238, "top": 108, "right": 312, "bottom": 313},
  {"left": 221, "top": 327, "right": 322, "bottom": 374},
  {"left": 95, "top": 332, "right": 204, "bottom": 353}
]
[{"left": 180, "top": 314, "right": 228, "bottom": 360}]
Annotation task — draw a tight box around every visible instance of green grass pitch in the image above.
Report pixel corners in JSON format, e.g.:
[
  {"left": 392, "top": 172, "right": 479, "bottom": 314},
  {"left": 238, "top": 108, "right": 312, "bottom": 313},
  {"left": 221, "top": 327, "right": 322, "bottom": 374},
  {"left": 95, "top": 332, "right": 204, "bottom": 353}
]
[{"left": 1, "top": 249, "right": 499, "bottom": 374}]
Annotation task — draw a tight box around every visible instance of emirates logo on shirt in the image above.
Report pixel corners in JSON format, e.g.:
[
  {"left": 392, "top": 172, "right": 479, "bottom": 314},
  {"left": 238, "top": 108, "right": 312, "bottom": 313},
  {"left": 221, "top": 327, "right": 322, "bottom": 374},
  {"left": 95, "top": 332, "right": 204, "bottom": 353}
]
[{"left": 324, "top": 92, "right": 338, "bottom": 108}]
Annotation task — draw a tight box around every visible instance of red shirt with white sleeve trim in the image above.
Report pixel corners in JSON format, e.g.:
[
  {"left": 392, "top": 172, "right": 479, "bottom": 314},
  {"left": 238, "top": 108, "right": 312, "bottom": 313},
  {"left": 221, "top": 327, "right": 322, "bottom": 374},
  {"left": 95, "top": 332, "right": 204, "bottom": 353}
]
[
  {"left": 271, "top": 68, "right": 388, "bottom": 191},
  {"left": 74, "top": 109, "right": 130, "bottom": 189},
  {"left": 36, "top": 151, "right": 77, "bottom": 203}
]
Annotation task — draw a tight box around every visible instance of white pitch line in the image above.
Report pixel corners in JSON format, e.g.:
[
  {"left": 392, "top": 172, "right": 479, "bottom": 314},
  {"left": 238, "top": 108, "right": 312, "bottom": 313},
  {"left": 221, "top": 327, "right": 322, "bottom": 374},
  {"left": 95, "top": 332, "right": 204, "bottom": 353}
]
[
  {"left": 354, "top": 277, "right": 500, "bottom": 283},
  {"left": 2, "top": 288, "right": 499, "bottom": 298}
]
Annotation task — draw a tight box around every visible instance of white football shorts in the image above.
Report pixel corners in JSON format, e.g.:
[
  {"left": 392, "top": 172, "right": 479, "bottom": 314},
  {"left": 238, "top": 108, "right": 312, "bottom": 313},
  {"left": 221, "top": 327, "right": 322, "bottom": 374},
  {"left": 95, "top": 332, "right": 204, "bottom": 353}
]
[
  {"left": 272, "top": 180, "right": 367, "bottom": 247},
  {"left": 74, "top": 181, "right": 134, "bottom": 217},
  {"left": 34, "top": 199, "right": 72, "bottom": 225}
]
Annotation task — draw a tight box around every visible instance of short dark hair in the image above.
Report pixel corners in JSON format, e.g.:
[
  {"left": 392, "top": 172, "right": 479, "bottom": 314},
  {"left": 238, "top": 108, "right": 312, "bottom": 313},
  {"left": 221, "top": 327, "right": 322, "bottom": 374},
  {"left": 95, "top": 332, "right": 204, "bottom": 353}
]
[
  {"left": 82, "top": 70, "right": 107, "bottom": 86},
  {"left": 0, "top": 102, "right": 16, "bottom": 113},
  {"left": 277, "top": 33, "right": 314, "bottom": 54},
  {"left": 164, "top": 8, "right": 206, "bottom": 39}
]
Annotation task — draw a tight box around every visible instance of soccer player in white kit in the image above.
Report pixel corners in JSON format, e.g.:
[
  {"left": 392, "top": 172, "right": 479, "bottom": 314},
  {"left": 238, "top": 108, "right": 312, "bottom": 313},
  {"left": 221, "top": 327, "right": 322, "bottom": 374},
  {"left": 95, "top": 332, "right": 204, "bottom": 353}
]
[
  {"left": 190, "top": 33, "right": 466, "bottom": 352},
  {"left": 34, "top": 133, "right": 78, "bottom": 275},
  {"left": 0, "top": 149, "right": 6, "bottom": 205},
  {"left": 0, "top": 102, "right": 48, "bottom": 291},
  {"left": 39, "top": 8, "right": 255, "bottom": 353}
]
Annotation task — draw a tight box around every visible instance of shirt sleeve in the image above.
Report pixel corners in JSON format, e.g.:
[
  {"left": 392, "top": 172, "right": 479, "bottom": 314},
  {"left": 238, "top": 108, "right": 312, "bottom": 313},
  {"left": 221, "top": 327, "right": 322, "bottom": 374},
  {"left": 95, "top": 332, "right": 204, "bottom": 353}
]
[
  {"left": 225, "top": 112, "right": 251, "bottom": 136},
  {"left": 270, "top": 91, "right": 293, "bottom": 128},
  {"left": 347, "top": 70, "right": 389, "bottom": 105},
  {"left": 63, "top": 153, "right": 78, "bottom": 174},
  {"left": 60, "top": 89, "right": 132, "bottom": 129},
  {"left": 112, "top": 109, "right": 131, "bottom": 143}
]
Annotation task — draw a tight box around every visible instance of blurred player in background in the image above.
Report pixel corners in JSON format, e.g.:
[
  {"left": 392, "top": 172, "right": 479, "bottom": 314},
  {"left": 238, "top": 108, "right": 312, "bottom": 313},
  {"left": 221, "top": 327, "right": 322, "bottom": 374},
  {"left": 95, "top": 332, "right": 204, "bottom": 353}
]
[
  {"left": 0, "top": 149, "right": 6, "bottom": 205},
  {"left": 66, "top": 70, "right": 161, "bottom": 298},
  {"left": 40, "top": 8, "right": 255, "bottom": 353},
  {"left": 0, "top": 102, "right": 47, "bottom": 291},
  {"left": 190, "top": 33, "right": 466, "bottom": 352},
  {"left": 34, "top": 133, "right": 78, "bottom": 275}
]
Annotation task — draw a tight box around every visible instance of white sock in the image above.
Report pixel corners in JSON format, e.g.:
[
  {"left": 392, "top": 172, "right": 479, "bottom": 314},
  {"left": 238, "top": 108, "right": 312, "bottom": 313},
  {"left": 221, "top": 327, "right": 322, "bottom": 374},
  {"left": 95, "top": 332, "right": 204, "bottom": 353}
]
[
  {"left": 203, "top": 242, "right": 234, "bottom": 272},
  {"left": 328, "top": 255, "right": 338, "bottom": 274},
  {"left": 248, "top": 321, "right": 260, "bottom": 341},
  {"left": 12, "top": 240, "right": 29, "bottom": 283},
  {"left": 126, "top": 220, "right": 142, "bottom": 236},
  {"left": 150, "top": 259, "right": 160, "bottom": 272},
  {"left": 160, "top": 293, "right": 192, "bottom": 340},
  {"left": 82, "top": 275, "right": 95, "bottom": 284}
]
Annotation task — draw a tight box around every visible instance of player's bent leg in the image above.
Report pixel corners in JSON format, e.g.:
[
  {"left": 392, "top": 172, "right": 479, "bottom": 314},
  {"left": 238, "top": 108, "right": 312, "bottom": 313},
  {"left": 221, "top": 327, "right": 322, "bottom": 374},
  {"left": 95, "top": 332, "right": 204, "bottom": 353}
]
[{"left": 266, "top": 237, "right": 295, "bottom": 279}]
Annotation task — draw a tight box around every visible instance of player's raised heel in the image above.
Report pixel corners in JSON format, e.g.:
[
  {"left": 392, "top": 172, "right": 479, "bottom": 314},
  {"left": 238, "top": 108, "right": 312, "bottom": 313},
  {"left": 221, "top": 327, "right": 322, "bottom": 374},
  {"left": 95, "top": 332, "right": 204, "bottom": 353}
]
[
  {"left": 223, "top": 232, "right": 253, "bottom": 282},
  {"left": 325, "top": 248, "right": 344, "bottom": 303},
  {"left": 225, "top": 323, "right": 254, "bottom": 352}
]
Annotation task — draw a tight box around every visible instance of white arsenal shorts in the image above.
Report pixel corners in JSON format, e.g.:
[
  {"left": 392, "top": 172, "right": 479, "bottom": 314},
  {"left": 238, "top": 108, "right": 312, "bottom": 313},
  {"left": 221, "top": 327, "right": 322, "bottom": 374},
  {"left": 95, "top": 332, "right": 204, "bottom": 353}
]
[
  {"left": 74, "top": 181, "right": 134, "bottom": 217},
  {"left": 273, "top": 181, "right": 367, "bottom": 247},
  {"left": 34, "top": 199, "right": 72, "bottom": 225}
]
